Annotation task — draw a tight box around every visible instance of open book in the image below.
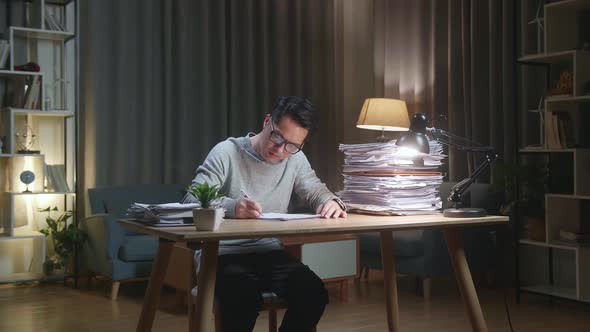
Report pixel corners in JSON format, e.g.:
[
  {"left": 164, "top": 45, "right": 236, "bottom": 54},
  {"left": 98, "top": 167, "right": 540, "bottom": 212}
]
[{"left": 258, "top": 213, "right": 321, "bottom": 221}]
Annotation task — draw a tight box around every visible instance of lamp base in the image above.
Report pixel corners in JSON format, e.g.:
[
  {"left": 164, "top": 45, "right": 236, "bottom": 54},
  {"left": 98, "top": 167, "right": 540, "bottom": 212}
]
[{"left": 443, "top": 207, "right": 487, "bottom": 218}]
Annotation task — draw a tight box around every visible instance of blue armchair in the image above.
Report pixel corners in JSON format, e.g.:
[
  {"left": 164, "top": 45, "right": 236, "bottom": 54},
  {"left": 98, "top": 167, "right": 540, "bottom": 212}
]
[
  {"left": 79, "top": 184, "right": 186, "bottom": 300},
  {"left": 357, "top": 182, "right": 503, "bottom": 300}
]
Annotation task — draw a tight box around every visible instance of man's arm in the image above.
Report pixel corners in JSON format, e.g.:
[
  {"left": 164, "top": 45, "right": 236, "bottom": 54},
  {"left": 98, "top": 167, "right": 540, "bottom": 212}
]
[{"left": 293, "top": 155, "right": 346, "bottom": 218}]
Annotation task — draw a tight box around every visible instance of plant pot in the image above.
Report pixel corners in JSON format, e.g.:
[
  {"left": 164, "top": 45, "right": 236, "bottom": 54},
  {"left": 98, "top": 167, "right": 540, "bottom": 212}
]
[{"left": 193, "top": 208, "right": 224, "bottom": 231}]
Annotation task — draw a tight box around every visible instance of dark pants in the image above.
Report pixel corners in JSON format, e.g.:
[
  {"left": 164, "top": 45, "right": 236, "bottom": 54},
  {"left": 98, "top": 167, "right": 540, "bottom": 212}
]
[{"left": 215, "top": 250, "right": 329, "bottom": 332}]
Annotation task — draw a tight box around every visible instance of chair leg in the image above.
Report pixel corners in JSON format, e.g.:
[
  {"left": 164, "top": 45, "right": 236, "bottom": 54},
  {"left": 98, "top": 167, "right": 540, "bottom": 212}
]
[
  {"left": 268, "top": 309, "right": 278, "bottom": 332},
  {"left": 422, "top": 277, "right": 432, "bottom": 302},
  {"left": 110, "top": 281, "right": 121, "bottom": 301},
  {"left": 214, "top": 302, "right": 223, "bottom": 332},
  {"left": 361, "top": 266, "right": 369, "bottom": 280}
]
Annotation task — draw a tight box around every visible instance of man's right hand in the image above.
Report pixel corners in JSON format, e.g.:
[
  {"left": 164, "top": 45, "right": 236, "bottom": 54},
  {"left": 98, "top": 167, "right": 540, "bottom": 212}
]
[{"left": 235, "top": 198, "right": 263, "bottom": 218}]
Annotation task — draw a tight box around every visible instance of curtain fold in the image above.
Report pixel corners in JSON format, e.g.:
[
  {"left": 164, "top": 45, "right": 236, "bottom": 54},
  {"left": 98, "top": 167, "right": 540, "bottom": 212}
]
[
  {"left": 80, "top": 0, "right": 338, "bottom": 217},
  {"left": 375, "top": 0, "right": 516, "bottom": 180}
]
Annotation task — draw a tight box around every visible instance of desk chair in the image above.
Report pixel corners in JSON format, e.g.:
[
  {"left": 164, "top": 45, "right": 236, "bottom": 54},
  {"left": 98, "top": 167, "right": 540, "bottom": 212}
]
[
  {"left": 189, "top": 244, "right": 318, "bottom": 332},
  {"left": 212, "top": 292, "right": 317, "bottom": 332}
]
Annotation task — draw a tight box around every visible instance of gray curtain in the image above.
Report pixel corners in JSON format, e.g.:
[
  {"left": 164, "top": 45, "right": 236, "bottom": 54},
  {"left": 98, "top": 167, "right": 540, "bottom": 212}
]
[
  {"left": 374, "top": 0, "right": 516, "bottom": 180},
  {"left": 79, "top": 0, "right": 516, "bottom": 216},
  {"left": 80, "top": 0, "right": 338, "bottom": 210}
]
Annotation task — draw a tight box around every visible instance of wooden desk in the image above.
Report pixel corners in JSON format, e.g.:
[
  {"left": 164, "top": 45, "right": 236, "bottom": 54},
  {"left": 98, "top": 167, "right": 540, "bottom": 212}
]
[{"left": 120, "top": 213, "right": 508, "bottom": 332}]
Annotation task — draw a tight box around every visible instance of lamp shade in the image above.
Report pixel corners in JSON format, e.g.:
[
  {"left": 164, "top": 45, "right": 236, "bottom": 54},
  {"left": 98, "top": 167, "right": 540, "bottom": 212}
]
[
  {"left": 395, "top": 113, "right": 430, "bottom": 154},
  {"left": 356, "top": 98, "right": 410, "bottom": 132}
]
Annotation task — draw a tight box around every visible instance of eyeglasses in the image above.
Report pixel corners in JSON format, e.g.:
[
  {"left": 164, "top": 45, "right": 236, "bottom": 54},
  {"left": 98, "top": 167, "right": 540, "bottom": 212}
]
[{"left": 269, "top": 121, "right": 303, "bottom": 154}]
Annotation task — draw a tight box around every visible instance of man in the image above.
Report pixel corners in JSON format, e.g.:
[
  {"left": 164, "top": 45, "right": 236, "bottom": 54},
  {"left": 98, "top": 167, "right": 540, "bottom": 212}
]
[{"left": 183, "top": 96, "right": 346, "bottom": 332}]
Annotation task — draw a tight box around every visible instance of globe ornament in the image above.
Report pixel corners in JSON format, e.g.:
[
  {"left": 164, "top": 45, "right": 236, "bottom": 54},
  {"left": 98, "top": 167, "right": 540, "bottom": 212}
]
[{"left": 20, "top": 170, "right": 35, "bottom": 193}]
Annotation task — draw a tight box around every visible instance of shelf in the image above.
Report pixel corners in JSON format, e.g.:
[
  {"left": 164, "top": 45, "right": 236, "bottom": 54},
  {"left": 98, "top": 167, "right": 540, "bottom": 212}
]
[
  {"left": 45, "top": 0, "right": 75, "bottom": 4},
  {"left": 11, "top": 27, "right": 74, "bottom": 42},
  {"left": 521, "top": 284, "right": 581, "bottom": 301},
  {"left": 0, "top": 272, "right": 70, "bottom": 284},
  {"left": 519, "top": 239, "right": 579, "bottom": 251},
  {"left": 14, "top": 229, "right": 44, "bottom": 239},
  {"left": 519, "top": 148, "right": 590, "bottom": 153},
  {"left": 0, "top": 153, "right": 45, "bottom": 158},
  {"left": 3, "top": 108, "right": 75, "bottom": 117},
  {"left": 546, "top": 95, "right": 590, "bottom": 103},
  {"left": 0, "top": 70, "right": 44, "bottom": 77},
  {"left": 0, "top": 229, "right": 44, "bottom": 240},
  {"left": 518, "top": 50, "right": 576, "bottom": 63},
  {"left": 546, "top": 194, "right": 590, "bottom": 200},
  {"left": 545, "top": 0, "right": 590, "bottom": 10},
  {"left": 7, "top": 191, "right": 75, "bottom": 196}
]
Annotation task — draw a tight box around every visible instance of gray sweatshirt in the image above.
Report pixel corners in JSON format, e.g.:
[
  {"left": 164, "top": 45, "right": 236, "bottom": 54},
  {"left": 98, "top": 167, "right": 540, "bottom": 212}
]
[{"left": 183, "top": 134, "right": 342, "bottom": 255}]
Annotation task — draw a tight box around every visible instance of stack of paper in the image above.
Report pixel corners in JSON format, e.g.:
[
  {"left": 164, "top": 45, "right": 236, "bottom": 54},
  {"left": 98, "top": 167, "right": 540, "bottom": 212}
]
[
  {"left": 126, "top": 202, "right": 200, "bottom": 226},
  {"left": 338, "top": 140, "right": 446, "bottom": 215}
]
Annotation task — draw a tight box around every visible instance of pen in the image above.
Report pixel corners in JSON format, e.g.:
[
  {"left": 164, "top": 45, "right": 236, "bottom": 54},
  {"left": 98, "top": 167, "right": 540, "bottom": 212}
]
[{"left": 240, "top": 189, "right": 250, "bottom": 199}]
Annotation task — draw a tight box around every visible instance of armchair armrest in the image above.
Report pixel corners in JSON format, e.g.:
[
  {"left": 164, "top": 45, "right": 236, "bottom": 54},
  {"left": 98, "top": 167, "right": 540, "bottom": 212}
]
[{"left": 79, "top": 214, "right": 125, "bottom": 268}]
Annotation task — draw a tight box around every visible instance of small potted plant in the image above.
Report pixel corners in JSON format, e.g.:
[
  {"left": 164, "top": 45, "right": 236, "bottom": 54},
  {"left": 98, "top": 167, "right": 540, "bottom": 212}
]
[
  {"left": 38, "top": 206, "right": 86, "bottom": 275},
  {"left": 187, "top": 182, "right": 225, "bottom": 231}
]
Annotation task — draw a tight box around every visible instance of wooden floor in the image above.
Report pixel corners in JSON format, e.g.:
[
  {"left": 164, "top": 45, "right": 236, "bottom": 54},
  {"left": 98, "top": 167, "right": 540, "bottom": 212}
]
[{"left": 1, "top": 275, "right": 589, "bottom": 332}]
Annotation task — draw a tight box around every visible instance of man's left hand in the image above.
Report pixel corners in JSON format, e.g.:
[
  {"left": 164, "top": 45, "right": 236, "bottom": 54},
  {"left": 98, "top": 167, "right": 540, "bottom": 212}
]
[{"left": 316, "top": 200, "right": 347, "bottom": 219}]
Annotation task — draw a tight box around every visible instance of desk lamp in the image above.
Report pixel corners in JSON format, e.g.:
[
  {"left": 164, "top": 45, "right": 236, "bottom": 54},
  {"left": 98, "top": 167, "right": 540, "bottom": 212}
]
[
  {"left": 396, "top": 113, "right": 498, "bottom": 218},
  {"left": 356, "top": 98, "right": 410, "bottom": 141}
]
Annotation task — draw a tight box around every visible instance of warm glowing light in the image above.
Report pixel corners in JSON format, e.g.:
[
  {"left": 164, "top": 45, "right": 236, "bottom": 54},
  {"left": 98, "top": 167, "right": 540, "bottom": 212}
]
[{"left": 396, "top": 147, "right": 421, "bottom": 157}]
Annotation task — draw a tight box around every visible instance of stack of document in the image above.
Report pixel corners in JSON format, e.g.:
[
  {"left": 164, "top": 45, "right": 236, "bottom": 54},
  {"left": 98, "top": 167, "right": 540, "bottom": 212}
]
[
  {"left": 338, "top": 140, "right": 445, "bottom": 215},
  {"left": 126, "top": 202, "right": 199, "bottom": 226}
]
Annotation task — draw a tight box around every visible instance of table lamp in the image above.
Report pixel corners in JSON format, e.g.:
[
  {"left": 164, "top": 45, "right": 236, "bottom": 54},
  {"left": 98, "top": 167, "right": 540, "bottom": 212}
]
[
  {"left": 395, "top": 113, "right": 498, "bottom": 218},
  {"left": 356, "top": 98, "right": 410, "bottom": 141}
]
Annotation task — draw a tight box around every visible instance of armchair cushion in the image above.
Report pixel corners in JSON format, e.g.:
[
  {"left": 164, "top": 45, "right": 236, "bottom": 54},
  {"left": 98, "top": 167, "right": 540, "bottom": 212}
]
[{"left": 119, "top": 235, "right": 159, "bottom": 262}]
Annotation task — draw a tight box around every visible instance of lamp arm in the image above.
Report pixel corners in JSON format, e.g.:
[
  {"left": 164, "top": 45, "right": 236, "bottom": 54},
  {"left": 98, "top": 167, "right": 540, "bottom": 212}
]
[
  {"left": 427, "top": 127, "right": 498, "bottom": 208},
  {"left": 446, "top": 152, "right": 497, "bottom": 207}
]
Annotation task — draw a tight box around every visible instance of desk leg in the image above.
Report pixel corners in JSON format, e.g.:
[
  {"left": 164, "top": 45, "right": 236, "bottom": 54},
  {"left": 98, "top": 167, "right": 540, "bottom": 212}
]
[
  {"left": 444, "top": 228, "right": 488, "bottom": 332},
  {"left": 137, "top": 239, "right": 174, "bottom": 332},
  {"left": 187, "top": 244, "right": 198, "bottom": 331},
  {"left": 380, "top": 231, "right": 400, "bottom": 332},
  {"left": 192, "top": 241, "right": 219, "bottom": 332}
]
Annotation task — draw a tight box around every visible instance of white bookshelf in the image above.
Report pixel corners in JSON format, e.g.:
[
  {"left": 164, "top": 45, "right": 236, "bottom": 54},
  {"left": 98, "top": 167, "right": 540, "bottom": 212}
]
[
  {"left": 0, "top": 0, "right": 77, "bottom": 283},
  {"left": 517, "top": 0, "right": 590, "bottom": 303}
]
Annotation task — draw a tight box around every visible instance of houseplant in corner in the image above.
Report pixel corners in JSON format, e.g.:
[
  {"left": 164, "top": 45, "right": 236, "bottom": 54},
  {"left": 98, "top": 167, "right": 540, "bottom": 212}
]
[
  {"left": 187, "top": 182, "right": 225, "bottom": 231},
  {"left": 38, "top": 206, "right": 86, "bottom": 275}
]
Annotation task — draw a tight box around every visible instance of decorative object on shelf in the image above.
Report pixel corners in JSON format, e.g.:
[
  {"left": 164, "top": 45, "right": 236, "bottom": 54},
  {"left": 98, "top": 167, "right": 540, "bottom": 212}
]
[
  {"left": 43, "top": 84, "right": 52, "bottom": 110},
  {"left": 14, "top": 123, "right": 40, "bottom": 154},
  {"left": 548, "top": 71, "right": 573, "bottom": 96},
  {"left": 52, "top": 78, "right": 70, "bottom": 110},
  {"left": 396, "top": 113, "right": 498, "bottom": 218},
  {"left": 38, "top": 207, "right": 86, "bottom": 275},
  {"left": 0, "top": 135, "right": 4, "bottom": 153},
  {"left": 583, "top": 81, "right": 590, "bottom": 95},
  {"left": 187, "top": 182, "right": 225, "bottom": 231},
  {"left": 356, "top": 98, "right": 410, "bottom": 142},
  {"left": 528, "top": 1, "right": 544, "bottom": 53},
  {"left": 14, "top": 61, "right": 40, "bottom": 72},
  {"left": 24, "top": 0, "right": 33, "bottom": 28},
  {"left": 19, "top": 170, "right": 35, "bottom": 193}
]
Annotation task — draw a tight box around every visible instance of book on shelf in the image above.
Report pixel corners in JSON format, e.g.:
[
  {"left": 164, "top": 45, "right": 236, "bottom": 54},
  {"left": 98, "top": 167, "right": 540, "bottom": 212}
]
[
  {"left": 45, "top": 164, "right": 70, "bottom": 192},
  {"left": 0, "top": 40, "right": 9, "bottom": 69},
  {"left": 23, "top": 76, "right": 41, "bottom": 109},
  {"left": 545, "top": 112, "right": 575, "bottom": 149},
  {"left": 44, "top": 8, "right": 64, "bottom": 32}
]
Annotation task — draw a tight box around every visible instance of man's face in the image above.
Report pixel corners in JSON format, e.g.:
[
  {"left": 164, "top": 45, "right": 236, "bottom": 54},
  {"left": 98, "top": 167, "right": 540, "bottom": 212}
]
[{"left": 260, "top": 114, "right": 309, "bottom": 163}]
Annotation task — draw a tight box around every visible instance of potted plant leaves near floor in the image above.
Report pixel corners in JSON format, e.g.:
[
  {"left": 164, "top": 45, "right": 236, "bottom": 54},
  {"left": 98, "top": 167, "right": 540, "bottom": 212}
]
[
  {"left": 38, "top": 207, "right": 86, "bottom": 275},
  {"left": 187, "top": 183, "right": 225, "bottom": 231}
]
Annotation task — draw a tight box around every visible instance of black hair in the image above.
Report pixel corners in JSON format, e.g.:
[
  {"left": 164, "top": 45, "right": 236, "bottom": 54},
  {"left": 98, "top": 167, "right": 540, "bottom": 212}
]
[{"left": 270, "top": 96, "right": 317, "bottom": 132}]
